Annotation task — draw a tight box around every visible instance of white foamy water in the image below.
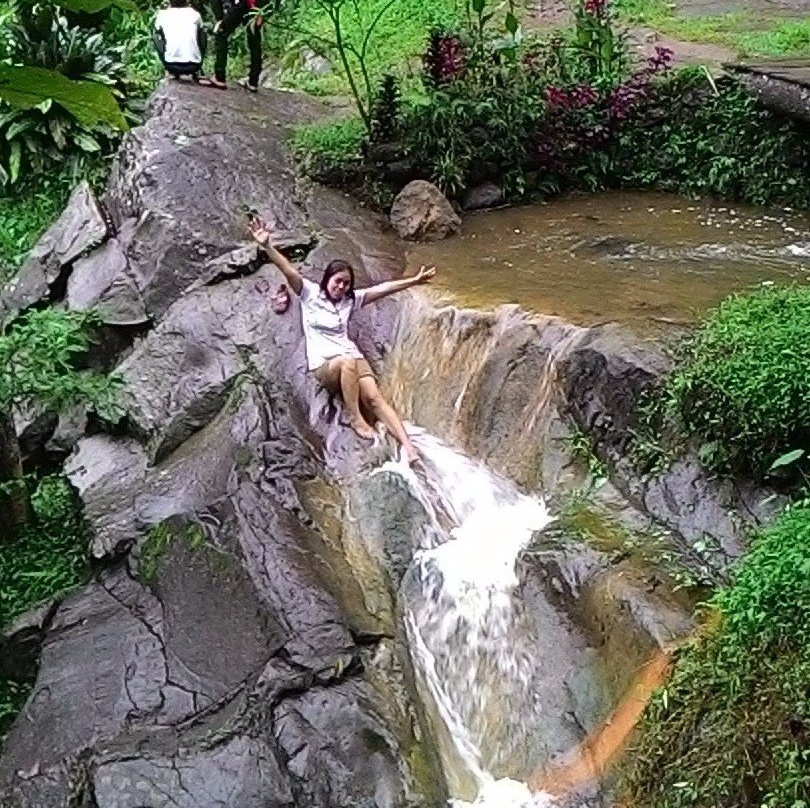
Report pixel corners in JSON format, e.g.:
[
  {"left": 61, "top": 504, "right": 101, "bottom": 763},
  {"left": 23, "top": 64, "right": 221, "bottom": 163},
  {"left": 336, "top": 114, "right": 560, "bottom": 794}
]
[{"left": 377, "top": 429, "right": 557, "bottom": 806}]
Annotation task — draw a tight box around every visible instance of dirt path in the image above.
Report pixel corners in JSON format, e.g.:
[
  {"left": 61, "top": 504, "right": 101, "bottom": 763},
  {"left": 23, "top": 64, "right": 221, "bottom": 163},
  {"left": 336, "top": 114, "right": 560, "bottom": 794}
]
[
  {"left": 521, "top": 0, "right": 807, "bottom": 68},
  {"left": 522, "top": 0, "right": 737, "bottom": 67}
]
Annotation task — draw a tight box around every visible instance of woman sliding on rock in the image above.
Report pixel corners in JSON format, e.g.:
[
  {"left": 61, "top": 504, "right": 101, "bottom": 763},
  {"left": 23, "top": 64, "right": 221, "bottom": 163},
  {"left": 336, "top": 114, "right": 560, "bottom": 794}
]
[{"left": 249, "top": 215, "right": 435, "bottom": 465}]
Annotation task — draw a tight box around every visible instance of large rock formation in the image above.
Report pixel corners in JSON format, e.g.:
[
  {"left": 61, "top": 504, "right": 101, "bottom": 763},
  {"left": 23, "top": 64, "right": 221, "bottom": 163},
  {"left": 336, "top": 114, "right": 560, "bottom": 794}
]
[{"left": 0, "top": 82, "right": 445, "bottom": 808}]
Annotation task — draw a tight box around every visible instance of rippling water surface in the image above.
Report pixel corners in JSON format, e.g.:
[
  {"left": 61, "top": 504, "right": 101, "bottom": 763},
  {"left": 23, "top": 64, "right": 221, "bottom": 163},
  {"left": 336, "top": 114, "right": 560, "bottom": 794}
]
[{"left": 407, "top": 191, "right": 810, "bottom": 333}]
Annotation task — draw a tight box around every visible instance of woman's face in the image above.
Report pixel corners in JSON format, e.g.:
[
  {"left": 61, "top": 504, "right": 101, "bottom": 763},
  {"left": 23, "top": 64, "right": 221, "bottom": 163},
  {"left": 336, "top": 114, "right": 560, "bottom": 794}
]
[{"left": 326, "top": 270, "right": 352, "bottom": 302}]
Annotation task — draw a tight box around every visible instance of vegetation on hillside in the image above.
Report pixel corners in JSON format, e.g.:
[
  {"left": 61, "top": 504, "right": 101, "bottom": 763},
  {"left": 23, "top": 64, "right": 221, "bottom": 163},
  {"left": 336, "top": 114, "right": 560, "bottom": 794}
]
[
  {"left": 623, "top": 504, "right": 810, "bottom": 808},
  {"left": 290, "top": 0, "right": 809, "bottom": 208},
  {"left": 653, "top": 286, "right": 810, "bottom": 479}
]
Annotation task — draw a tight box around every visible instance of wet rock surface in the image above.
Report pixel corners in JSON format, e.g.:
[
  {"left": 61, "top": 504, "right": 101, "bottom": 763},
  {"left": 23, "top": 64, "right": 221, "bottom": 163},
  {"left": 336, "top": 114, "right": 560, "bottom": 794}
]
[
  {"left": 386, "top": 302, "right": 777, "bottom": 578},
  {"left": 390, "top": 181, "right": 461, "bottom": 242}
]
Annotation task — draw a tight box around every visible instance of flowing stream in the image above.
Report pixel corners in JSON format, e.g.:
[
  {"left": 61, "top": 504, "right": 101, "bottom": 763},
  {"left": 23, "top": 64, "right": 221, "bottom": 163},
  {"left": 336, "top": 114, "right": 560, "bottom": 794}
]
[
  {"left": 378, "top": 431, "right": 560, "bottom": 806},
  {"left": 374, "top": 192, "right": 810, "bottom": 805},
  {"left": 408, "top": 190, "right": 810, "bottom": 333}
]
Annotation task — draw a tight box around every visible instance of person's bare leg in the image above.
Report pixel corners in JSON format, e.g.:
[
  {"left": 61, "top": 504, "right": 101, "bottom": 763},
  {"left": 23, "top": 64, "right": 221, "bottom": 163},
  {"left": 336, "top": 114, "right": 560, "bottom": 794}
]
[
  {"left": 327, "top": 358, "right": 375, "bottom": 440},
  {"left": 360, "top": 376, "right": 418, "bottom": 463}
]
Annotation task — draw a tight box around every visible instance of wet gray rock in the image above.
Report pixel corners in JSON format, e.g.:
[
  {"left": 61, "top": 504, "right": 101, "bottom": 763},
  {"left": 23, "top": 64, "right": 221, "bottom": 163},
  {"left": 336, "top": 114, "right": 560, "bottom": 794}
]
[
  {"left": 462, "top": 182, "right": 503, "bottom": 211},
  {"left": 275, "top": 678, "right": 422, "bottom": 808},
  {"left": 105, "top": 82, "right": 324, "bottom": 321},
  {"left": 13, "top": 400, "right": 57, "bottom": 462},
  {"left": 300, "top": 46, "right": 333, "bottom": 75},
  {"left": 390, "top": 181, "right": 461, "bottom": 242},
  {"left": 2, "top": 81, "right": 442, "bottom": 808},
  {"left": 66, "top": 233, "right": 149, "bottom": 326},
  {"left": 44, "top": 403, "right": 89, "bottom": 457},
  {"left": 0, "top": 181, "right": 108, "bottom": 322},
  {"left": 118, "top": 293, "right": 247, "bottom": 462},
  {"left": 65, "top": 383, "right": 267, "bottom": 559},
  {"left": 92, "top": 736, "right": 295, "bottom": 808},
  {"left": 0, "top": 600, "right": 58, "bottom": 681}
]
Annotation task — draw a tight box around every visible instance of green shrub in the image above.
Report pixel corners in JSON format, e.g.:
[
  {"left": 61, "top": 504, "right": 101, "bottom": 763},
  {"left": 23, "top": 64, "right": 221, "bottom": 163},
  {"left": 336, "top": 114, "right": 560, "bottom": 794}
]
[
  {"left": 0, "top": 474, "right": 89, "bottom": 740},
  {"left": 617, "top": 70, "right": 810, "bottom": 208},
  {"left": 0, "top": 4, "right": 140, "bottom": 186},
  {"left": 0, "top": 475, "right": 89, "bottom": 626},
  {"left": 659, "top": 285, "right": 810, "bottom": 477},
  {"left": 623, "top": 505, "right": 810, "bottom": 808},
  {"left": 290, "top": 116, "right": 366, "bottom": 182},
  {"left": 0, "top": 172, "right": 75, "bottom": 280}
]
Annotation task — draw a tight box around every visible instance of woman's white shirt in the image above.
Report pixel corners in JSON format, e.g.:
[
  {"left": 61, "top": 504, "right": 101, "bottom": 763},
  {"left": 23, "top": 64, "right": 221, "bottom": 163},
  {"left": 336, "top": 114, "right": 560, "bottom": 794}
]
[{"left": 299, "top": 279, "right": 368, "bottom": 370}]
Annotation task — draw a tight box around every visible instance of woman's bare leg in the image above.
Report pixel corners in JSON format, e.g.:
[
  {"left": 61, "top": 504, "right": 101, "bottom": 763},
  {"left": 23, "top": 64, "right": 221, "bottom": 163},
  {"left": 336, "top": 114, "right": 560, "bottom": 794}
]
[
  {"left": 320, "top": 358, "right": 375, "bottom": 440},
  {"left": 359, "top": 377, "right": 419, "bottom": 463}
]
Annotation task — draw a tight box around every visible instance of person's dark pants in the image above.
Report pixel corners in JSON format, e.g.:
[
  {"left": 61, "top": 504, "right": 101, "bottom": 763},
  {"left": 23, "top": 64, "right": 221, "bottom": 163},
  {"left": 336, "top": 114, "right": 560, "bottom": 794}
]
[
  {"left": 214, "top": 0, "right": 262, "bottom": 85},
  {"left": 154, "top": 31, "right": 207, "bottom": 77}
]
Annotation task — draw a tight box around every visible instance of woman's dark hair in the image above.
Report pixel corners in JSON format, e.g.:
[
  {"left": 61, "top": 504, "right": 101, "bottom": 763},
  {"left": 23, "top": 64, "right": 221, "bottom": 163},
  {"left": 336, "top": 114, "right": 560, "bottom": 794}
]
[
  {"left": 320, "top": 259, "right": 356, "bottom": 300},
  {"left": 169, "top": 0, "right": 189, "bottom": 7}
]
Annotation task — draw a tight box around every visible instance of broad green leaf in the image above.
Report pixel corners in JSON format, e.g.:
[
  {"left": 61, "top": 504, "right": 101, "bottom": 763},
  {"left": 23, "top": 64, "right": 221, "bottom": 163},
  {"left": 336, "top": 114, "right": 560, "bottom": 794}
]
[
  {"left": 5, "top": 118, "right": 35, "bottom": 140},
  {"left": 73, "top": 131, "right": 101, "bottom": 152},
  {"left": 505, "top": 10, "right": 519, "bottom": 34},
  {"left": 768, "top": 449, "right": 805, "bottom": 471},
  {"left": 8, "top": 139, "right": 21, "bottom": 182},
  {"left": 0, "top": 65, "right": 128, "bottom": 131}
]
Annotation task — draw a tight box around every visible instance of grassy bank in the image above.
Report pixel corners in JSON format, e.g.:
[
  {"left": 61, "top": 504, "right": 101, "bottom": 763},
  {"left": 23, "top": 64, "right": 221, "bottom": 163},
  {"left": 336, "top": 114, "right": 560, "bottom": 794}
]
[
  {"left": 614, "top": 0, "right": 810, "bottom": 58},
  {"left": 265, "top": 0, "right": 461, "bottom": 96},
  {"left": 623, "top": 505, "right": 810, "bottom": 808}
]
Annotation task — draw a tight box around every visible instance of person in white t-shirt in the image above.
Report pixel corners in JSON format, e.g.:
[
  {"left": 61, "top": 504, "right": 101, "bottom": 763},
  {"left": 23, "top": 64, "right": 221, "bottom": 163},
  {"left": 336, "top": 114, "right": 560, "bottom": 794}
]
[
  {"left": 248, "top": 215, "right": 435, "bottom": 465},
  {"left": 154, "top": 0, "right": 209, "bottom": 82}
]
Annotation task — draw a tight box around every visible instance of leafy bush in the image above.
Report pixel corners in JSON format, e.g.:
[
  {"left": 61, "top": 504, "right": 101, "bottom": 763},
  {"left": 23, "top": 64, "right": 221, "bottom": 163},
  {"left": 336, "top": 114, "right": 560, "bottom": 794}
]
[
  {"left": 0, "top": 308, "right": 123, "bottom": 421},
  {"left": 290, "top": 116, "right": 366, "bottom": 182},
  {"left": 657, "top": 285, "right": 810, "bottom": 477},
  {"left": 623, "top": 505, "right": 810, "bottom": 808},
  {"left": 0, "top": 4, "right": 138, "bottom": 185},
  {"left": 0, "top": 475, "right": 89, "bottom": 626},
  {"left": 616, "top": 69, "right": 810, "bottom": 208},
  {"left": 0, "top": 474, "right": 89, "bottom": 740}
]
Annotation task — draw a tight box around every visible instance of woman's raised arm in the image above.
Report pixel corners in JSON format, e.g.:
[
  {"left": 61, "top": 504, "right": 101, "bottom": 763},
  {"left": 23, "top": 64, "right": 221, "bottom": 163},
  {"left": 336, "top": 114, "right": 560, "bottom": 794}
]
[
  {"left": 361, "top": 264, "right": 436, "bottom": 306},
  {"left": 248, "top": 216, "right": 304, "bottom": 296}
]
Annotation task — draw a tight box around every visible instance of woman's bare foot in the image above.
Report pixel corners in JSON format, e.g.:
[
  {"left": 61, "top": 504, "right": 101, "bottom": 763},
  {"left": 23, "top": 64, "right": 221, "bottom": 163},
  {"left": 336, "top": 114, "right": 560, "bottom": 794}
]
[{"left": 350, "top": 419, "right": 376, "bottom": 441}]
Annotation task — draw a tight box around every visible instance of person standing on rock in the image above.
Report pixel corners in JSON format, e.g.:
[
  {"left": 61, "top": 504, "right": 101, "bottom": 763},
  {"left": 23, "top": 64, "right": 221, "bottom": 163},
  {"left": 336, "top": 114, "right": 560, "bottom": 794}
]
[
  {"left": 209, "top": 0, "right": 263, "bottom": 91},
  {"left": 248, "top": 215, "right": 435, "bottom": 465}
]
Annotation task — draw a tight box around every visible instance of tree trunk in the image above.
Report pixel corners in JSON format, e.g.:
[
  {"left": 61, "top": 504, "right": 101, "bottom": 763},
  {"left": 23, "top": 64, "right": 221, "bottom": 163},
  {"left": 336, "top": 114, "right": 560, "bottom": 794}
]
[{"left": 0, "top": 409, "right": 29, "bottom": 537}]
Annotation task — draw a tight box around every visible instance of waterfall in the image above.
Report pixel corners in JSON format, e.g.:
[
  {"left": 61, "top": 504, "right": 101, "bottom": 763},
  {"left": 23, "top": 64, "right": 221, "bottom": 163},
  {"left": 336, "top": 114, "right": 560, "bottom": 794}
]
[{"left": 376, "top": 429, "right": 559, "bottom": 806}]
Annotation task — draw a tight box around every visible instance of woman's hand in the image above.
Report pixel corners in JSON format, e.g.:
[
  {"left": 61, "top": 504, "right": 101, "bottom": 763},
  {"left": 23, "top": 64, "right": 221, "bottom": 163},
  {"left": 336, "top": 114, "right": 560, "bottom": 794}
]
[
  {"left": 413, "top": 264, "right": 436, "bottom": 285},
  {"left": 248, "top": 215, "right": 272, "bottom": 248}
]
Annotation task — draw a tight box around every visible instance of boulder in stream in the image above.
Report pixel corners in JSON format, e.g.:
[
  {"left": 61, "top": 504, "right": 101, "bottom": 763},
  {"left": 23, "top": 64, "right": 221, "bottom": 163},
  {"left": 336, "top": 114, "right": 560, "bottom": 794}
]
[{"left": 390, "top": 181, "right": 461, "bottom": 242}]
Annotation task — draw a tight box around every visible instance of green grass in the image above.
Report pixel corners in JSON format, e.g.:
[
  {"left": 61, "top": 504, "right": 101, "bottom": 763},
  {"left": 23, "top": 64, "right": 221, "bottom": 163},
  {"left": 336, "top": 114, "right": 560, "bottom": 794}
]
[
  {"left": 268, "top": 0, "right": 461, "bottom": 96},
  {"left": 659, "top": 285, "right": 810, "bottom": 477},
  {"left": 0, "top": 476, "right": 89, "bottom": 626},
  {"left": 612, "top": 0, "right": 810, "bottom": 58},
  {"left": 0, "top": 180, "right": 72, "bottom": 282},
  {"left": 623, "top": 505, "right": 810, "bottom": 808}
]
